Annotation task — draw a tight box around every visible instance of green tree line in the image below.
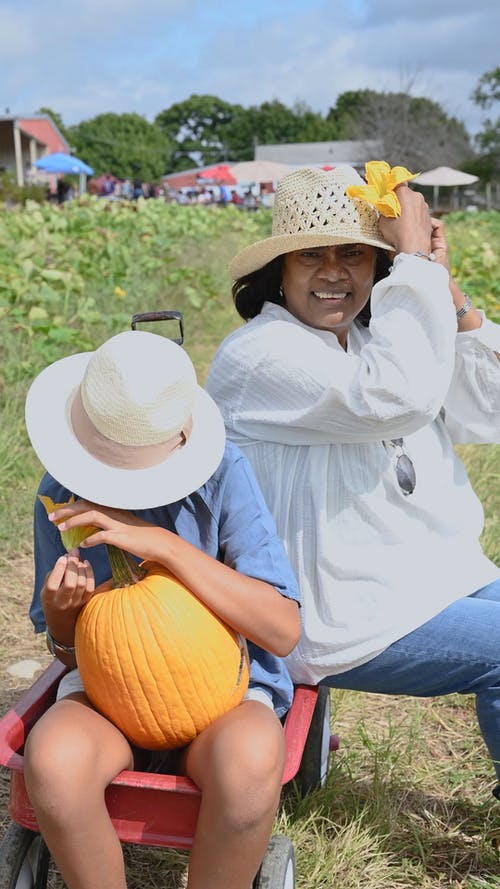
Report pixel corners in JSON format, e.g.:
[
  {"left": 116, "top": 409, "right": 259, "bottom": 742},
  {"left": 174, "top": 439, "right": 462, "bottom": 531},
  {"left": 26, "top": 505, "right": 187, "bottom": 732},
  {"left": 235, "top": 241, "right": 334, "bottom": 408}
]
[{"left": 38, "top": 68, "right": 500, "bottom": 183}]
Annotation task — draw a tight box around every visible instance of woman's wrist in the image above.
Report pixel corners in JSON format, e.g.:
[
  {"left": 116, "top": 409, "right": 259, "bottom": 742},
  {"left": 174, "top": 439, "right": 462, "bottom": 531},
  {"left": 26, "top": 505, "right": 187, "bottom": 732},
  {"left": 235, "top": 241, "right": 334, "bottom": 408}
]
[
  {"left": 449, "top": 280, "right": 482, "bottom": 331},
  {"left": 390, "top": 251, "right": 437, "bottom": 272}
]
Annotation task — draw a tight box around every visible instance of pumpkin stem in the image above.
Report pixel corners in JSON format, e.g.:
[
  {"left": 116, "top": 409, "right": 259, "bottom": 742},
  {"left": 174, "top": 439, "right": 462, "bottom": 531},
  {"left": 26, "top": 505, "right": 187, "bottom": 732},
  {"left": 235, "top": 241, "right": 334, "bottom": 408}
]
[{"left": 106, "top": 545, "right": 147, "bottom": 587}]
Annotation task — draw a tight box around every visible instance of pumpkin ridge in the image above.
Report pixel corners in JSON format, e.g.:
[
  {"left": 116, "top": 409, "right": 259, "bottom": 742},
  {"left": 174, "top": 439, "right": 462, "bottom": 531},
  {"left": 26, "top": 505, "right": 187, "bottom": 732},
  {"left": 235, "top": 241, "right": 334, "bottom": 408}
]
[
  {"left": 134, "top": 580, "right": 192, "bottom": 742},
  {"left": 119, "top": 581, "right": 169, "bottom": 743},
  {"left": 115, "top": 572, "right": 199, "bottom": 745},
  {"left": 192, "top": 621, "right": 230, "bottom": 723},
  {"left": 86, "top": 584, "right": 167, "bottom": 745},
  {"left": 161, "top": 587, "right": 205, "bottom": 737},
  {"left": 148, "top": 570, "right": 240, "bottom": 735}
]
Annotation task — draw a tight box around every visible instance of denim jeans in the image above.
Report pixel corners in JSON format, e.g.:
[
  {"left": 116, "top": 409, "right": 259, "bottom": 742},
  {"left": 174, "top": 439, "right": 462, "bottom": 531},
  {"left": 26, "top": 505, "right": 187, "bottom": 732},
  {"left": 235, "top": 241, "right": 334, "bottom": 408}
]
[{"left": 321, "top": 578, "right": 500, "bottom": 781}]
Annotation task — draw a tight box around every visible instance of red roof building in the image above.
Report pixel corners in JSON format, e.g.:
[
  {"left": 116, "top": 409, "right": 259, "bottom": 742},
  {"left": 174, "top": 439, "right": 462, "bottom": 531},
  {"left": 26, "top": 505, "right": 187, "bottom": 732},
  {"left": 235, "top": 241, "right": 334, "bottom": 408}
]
[{"left": 0, "top": 113, "right": 70, "bottom": 186}]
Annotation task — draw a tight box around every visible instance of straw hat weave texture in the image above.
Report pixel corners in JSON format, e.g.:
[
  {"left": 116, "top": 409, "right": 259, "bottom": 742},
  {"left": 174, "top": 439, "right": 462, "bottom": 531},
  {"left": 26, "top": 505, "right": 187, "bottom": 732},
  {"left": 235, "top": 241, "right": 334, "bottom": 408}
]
[{"left": 80, "top": 333, "right": 197, "bottom": 446}]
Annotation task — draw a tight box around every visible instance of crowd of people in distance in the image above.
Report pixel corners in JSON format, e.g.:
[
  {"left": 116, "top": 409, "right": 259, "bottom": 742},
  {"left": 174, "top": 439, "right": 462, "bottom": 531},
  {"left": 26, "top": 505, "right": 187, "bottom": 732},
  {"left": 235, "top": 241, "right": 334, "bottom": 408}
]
[
  {"left": 47, "top": 173, "right": 275, "bottom": 210},
  {"left": 168, "top": 184, "right": 275, "bottom": 209}
]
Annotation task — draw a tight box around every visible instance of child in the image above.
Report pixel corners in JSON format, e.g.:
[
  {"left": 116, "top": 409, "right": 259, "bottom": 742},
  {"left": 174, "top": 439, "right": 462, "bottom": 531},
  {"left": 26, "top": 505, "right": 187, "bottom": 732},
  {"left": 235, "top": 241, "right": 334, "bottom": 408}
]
[{"left": 23, "top": 329, "right": 301, "bottom": 889}]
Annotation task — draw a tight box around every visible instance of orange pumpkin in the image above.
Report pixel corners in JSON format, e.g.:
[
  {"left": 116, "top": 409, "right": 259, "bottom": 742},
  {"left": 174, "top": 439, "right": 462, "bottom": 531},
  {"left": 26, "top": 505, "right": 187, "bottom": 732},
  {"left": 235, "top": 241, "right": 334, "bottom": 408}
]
[{"left": 75, "top": 547, "right": 249, "bottom": 750}]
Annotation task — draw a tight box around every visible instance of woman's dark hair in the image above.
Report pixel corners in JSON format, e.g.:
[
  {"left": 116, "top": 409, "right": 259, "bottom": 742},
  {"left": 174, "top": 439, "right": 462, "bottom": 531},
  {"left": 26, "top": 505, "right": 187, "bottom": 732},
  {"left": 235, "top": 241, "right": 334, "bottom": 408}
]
[
  {"left": 232, "top": 256, "right": 284, "bottom": 321},
  {"left": 232, "top": 248, "right": 393, "bottom": 323},
  {"left": 356, "top": 248, "right": 392, "bottom": 326}
]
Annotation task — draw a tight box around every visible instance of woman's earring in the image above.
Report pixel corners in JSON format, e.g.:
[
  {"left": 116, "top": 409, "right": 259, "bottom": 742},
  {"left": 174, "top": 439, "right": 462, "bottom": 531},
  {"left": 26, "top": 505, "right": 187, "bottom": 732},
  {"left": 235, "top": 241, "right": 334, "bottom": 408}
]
[{"left": 279, "top": 285, "right": 285, "bottom": 302}]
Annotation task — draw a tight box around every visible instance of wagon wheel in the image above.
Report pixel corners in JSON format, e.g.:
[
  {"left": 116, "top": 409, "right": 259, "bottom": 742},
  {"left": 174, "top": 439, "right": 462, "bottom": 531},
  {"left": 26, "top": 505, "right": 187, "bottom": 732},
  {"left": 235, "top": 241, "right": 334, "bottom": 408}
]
[
  {"left": 253, "top": 834, "right": 295, "bottom": 889},
  {"left": 0, "top": 822, "right": 50, "bottom": 889},
  {"left": 296, "top": 686, "right": 333, "bottom": 797}
]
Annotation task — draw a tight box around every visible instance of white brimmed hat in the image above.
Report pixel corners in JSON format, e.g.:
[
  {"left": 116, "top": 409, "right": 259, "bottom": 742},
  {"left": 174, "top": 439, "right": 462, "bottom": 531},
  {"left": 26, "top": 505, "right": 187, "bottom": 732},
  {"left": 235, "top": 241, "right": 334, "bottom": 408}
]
[
  {"left": 230, "top": 165, "right": 394, "bottom": 279},
  {"left": 25, "top": 330, "right": 226, "bottom": 509}
]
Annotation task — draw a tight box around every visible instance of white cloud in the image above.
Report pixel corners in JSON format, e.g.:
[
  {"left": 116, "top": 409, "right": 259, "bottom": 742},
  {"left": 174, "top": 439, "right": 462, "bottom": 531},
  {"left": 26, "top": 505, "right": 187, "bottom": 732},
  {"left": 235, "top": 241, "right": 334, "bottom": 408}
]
[{"left": 1, "top": 0, "right": 497, "bottom": 134}]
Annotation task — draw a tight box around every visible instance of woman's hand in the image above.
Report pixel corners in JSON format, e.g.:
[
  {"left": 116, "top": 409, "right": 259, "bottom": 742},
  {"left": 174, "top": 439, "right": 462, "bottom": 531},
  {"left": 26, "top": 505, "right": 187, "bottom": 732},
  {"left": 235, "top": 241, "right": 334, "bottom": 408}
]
[
  {"left": 49, "top": 500, "right": 170, "bottom": 565},
  {"left": 427, "top": 217, "right": 484, "bottom": 332},
  {"left": 430, "top": 216, "right": 451, "bottom": 272},
  {"left": 378, "top": 184, "right": 433, "bottom": 256}
]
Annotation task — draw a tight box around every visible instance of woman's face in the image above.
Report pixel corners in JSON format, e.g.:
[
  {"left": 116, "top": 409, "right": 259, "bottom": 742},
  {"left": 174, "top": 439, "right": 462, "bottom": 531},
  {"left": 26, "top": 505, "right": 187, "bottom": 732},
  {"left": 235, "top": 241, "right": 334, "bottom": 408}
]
[{"left": 281, "top": 244, "right": 377, "bottom": 348}]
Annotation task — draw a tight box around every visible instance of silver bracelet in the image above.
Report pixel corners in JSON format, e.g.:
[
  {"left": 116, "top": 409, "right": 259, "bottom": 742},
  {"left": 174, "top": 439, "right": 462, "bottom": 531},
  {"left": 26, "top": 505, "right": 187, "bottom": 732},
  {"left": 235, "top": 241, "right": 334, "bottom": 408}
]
[
  {"left": 46, "top": 628, "right": 76, "bottom": 656},
  {"left": 391, "top": 251, "right": 436, "bottom": 271},
  {"left": 456, "top": 294, "right": 472, "bottom": 319},
  {"left": 413, "top": 250, "right": 436, "bottom": 262}
]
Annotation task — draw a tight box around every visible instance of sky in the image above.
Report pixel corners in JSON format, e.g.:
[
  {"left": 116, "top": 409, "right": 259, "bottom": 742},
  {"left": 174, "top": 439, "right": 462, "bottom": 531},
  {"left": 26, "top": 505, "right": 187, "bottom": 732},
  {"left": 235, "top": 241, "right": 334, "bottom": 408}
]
[{"left": 1, "top": 0, "right": 499, "bottom": 138}]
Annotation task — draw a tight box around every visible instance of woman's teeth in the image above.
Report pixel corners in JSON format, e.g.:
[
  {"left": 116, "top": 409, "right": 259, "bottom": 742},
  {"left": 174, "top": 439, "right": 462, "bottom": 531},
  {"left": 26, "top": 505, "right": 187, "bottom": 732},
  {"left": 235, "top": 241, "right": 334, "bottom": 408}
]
[{"left": 313, "top": 292, "right": 348, "bottom": 300}]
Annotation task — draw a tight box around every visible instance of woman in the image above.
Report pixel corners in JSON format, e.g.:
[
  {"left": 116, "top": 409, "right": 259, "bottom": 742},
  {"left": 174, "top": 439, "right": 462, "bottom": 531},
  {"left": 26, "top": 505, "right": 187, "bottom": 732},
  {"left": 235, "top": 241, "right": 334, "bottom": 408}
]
[{"left": 206, "top": 164, "right": 500, "bottom": 797}]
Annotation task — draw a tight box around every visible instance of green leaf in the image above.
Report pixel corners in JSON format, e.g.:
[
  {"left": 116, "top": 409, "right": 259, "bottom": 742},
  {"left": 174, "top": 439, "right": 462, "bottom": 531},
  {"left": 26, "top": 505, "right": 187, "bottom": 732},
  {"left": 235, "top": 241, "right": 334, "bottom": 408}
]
[
  {"left": 28, "top": 306, "right": 49, "bottom": 321},
  {"left": 41, "top": 269, "right": 68, "bottom": 283},
  {"left": 184, "top": 285, "right": 202, "bottom": 309}
]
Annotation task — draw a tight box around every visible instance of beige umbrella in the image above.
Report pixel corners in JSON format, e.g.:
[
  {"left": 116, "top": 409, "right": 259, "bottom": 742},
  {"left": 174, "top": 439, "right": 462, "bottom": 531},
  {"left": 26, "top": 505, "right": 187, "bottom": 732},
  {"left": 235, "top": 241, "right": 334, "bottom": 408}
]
[
  {"left": 412, "top": 166, "right": 479, "bottom": 211},
  {"left": 228, "top": 160, "right": 293, "bottom": 184}
]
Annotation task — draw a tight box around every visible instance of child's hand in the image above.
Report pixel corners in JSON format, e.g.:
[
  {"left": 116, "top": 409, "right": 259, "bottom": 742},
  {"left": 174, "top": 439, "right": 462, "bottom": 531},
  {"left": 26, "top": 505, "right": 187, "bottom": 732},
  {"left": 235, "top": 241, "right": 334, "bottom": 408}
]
[
  {"left": 42, "top": 548, "right": 95, "bottom": 615},
  {"left": 49, "top": 500, "right": 169, "bottom": 565},
  {"left": 41, "top": 549, "right": 95, "bottom": 661}
]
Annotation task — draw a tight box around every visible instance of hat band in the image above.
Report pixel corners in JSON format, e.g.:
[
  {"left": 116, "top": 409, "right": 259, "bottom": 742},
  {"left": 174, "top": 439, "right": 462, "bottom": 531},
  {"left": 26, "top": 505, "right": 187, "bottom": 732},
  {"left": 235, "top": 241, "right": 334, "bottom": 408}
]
[{"left": 70, "top": 388, "right": 192, "bottom": 470}]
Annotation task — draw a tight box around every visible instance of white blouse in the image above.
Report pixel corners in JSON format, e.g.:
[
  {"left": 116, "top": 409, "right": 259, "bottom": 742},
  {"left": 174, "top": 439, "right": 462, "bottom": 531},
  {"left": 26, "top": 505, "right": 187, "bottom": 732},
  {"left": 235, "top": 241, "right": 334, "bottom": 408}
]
[{"left": 206, "top": 256, "right": 500, "bottom": 683}]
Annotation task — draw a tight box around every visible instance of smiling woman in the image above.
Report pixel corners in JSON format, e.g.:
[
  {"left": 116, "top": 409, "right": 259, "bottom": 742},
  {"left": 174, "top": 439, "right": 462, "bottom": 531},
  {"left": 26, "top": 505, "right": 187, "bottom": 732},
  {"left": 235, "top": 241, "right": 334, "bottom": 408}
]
[
  {"left": 206, "top": 163, "right": 500, "bottom": 805},
  {"left": 281, "top": 244, "right": 377, "bottom": 346}
]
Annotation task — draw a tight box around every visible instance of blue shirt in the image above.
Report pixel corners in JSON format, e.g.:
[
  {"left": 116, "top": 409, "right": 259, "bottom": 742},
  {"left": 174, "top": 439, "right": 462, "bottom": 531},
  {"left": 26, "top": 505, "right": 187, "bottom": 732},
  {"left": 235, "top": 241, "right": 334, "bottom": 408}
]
[{"left": 30, "top": 441, "right": 301, "bottom": 717}]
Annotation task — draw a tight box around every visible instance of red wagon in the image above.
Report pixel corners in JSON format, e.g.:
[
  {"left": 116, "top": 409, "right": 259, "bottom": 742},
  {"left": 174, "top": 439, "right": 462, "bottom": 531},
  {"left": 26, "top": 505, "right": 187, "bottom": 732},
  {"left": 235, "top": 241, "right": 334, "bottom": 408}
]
[{"left": 0, "top": 661, "right": 338, "bottom": 889}]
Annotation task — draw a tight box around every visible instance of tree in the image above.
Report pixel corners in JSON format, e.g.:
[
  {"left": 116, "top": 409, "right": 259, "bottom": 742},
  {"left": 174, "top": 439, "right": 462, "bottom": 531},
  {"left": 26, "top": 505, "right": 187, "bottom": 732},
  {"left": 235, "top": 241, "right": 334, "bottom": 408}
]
[
  {"left": 327, "top": 90, "right": 472, "bottom": 172},
  {"left": 67, "top": 113, "right": 173, "bottom": 180},
  {"left": 155, "top": 96, "right": 340, "bottom": 168},
  {"left": 473, "top": 68, "right": 500, "bottom": 108},
  {"left": 472, "top": 68, "right": 500, "bottom": 181},
  {"left": 155, "top": 95, "right": 241, "bottom": 170},
  {"left": 292, "top": 101, "right": 340, "bottom": 143},
  {"left": 221, "top": 99, "right": 339, "bottom": 163}
]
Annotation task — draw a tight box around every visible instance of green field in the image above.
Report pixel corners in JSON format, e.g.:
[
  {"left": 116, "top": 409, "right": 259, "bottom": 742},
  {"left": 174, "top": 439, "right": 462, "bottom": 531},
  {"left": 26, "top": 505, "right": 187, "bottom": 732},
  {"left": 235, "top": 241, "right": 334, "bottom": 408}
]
[{"left": 0, "top": 200, "right": 499, "bottom": 888}]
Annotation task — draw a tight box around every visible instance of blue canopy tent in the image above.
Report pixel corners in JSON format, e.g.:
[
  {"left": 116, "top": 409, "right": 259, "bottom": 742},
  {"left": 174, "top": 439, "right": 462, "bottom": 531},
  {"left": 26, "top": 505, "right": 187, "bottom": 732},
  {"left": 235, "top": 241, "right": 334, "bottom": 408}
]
[{"left": 34, "top": 152, "right": 94, "bottom": 194}]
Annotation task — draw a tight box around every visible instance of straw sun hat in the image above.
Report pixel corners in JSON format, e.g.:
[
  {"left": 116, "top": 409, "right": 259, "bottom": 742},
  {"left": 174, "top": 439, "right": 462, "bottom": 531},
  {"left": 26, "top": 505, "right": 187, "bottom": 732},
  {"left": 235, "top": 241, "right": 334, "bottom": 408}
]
[
  {"left": 25, "top": 330, "right": 226, "bottom": 510},
  {"left": 229, "top": 164, "right": 394, "bottom": 279}
]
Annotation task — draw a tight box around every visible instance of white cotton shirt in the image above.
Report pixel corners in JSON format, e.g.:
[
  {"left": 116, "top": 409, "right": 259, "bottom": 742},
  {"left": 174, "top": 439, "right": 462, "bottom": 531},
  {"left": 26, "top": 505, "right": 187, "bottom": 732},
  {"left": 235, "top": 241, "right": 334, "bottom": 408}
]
[{"left": 206, "top": 256, "right": 500, "bottom": 684}]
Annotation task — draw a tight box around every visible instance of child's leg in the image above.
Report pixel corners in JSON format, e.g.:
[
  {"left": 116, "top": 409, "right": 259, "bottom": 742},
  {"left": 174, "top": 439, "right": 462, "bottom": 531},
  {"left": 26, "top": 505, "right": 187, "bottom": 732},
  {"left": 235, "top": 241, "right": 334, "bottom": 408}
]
[
  {"left": 181, "top": 699, "right": 286, "bottom": 889},
  {"left": 24, "top": 692, "right": 134, "bottom": 889}
]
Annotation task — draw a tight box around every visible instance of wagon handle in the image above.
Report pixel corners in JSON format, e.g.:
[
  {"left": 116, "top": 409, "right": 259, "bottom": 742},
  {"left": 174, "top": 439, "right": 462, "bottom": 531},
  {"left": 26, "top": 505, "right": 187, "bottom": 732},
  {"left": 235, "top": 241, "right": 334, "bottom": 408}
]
[{"left": 130, "top": 311, "right": 184, "bottom": 344}]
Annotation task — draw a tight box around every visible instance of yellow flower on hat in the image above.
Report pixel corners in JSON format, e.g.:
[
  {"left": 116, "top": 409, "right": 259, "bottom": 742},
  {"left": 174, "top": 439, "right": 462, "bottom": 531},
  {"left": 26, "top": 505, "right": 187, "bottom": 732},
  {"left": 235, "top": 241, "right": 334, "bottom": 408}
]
[
  {"left": 346, "top": 160, "right": 418, "bottom": 218},
  {"left": 39, "top": 494, "right": 99, "bottom": 551}
]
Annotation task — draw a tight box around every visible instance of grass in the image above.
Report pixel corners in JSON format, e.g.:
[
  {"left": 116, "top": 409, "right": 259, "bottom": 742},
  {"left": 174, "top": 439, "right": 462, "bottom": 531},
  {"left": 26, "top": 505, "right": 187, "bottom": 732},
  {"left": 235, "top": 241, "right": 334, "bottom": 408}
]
[{"left": 0, "top": 204, "right": 499, "bottom": 887}]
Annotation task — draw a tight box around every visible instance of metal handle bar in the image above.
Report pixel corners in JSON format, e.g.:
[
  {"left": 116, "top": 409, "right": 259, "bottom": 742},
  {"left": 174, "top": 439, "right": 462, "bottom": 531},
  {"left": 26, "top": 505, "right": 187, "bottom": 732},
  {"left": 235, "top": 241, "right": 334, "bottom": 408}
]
[{"left": 130, "top": 311, "right": 184, "bottom": 344}]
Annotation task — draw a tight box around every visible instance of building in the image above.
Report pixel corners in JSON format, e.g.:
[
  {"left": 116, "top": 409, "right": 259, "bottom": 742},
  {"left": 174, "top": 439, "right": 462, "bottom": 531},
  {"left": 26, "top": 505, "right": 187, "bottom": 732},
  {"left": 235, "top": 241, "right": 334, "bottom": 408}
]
[
  {"left": 255, "top": 140, "right": 383, "bottom": 170},
  {"left": 0, "top": 113, "right": 70, "bottom": 186}
]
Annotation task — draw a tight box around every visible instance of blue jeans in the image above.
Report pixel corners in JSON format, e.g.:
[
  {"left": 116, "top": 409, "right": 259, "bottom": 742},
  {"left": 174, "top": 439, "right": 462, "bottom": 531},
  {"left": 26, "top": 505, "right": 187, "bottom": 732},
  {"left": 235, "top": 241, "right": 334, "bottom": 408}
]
[{"left": 321, "top": 578, "right": 500, "bottom": 782}]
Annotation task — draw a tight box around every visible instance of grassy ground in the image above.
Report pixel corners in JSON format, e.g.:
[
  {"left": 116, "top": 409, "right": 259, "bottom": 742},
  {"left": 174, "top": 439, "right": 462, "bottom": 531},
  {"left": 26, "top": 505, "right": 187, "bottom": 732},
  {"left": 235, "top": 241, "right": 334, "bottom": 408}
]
[{"left": 0, "top": 204, "right": 499, "bottom": 887}]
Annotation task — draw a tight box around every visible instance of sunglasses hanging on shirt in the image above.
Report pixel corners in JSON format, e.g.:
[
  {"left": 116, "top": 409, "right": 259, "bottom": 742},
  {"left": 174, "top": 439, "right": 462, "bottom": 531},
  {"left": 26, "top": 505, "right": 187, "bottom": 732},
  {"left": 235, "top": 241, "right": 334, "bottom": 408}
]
[{"left": 383, "top": 438, "right": 416, "bottom": 496}]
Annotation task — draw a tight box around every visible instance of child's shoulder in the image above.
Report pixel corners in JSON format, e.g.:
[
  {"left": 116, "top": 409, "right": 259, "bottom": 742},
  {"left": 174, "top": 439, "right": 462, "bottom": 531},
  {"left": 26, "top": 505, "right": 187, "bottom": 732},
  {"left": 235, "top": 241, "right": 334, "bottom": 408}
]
[{"left": 200, "top": 439, "right": 247, "bottom": 491}]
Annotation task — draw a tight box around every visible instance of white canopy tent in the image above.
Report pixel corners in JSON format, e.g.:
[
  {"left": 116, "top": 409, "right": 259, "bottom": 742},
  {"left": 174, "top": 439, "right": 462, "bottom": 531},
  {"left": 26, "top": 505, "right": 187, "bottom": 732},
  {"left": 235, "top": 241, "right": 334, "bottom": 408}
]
[
  {"left": 228, "top": 160, "right": 293, "bottom": 184},
  {"left": 412, "top": 166, "right": 479, "bottom": 211}
]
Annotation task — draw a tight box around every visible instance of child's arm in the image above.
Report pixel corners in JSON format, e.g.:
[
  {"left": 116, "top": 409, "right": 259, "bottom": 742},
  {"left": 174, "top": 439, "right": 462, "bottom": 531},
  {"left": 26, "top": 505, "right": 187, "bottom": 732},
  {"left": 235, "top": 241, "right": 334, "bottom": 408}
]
[
  {"left": 49, "top": 502, "right": 300, "bottom": 657},
  {"left": 41, "top": 548, "right": 95, "bottom": 665}
]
